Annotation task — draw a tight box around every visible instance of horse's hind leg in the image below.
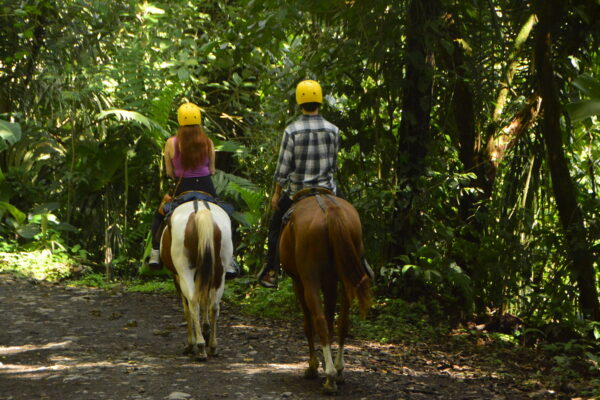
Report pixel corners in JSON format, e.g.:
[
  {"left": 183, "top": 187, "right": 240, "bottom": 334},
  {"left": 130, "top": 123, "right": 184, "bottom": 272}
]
[
  {"left": 201, "top": 301, "right": 210, "bottom": 343},
  {"left": 303, "top": 285, "right": 337, "bottom": 394},
  {"left": 335, "top": 292, "right": 350, "bottom": 384},
  {"left": 323, "top": 278, "right": 337, "bottom": 343},
  {"left": 180, "top": 296, "right": 194, "bottom": 355},
  {"left": 189, "top": 301, "right": 207, "bottom": 361},
  {"left": 292, "top": 280, "right": 319, "bottom": 379},
  {"left": 207, "top": 290, "right": 219, "bottom": 356}
]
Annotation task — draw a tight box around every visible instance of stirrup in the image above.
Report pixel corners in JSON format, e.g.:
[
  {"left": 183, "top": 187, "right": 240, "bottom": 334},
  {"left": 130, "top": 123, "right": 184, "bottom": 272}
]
[
  {"left": 148, "top": 249, "right": 161, "bottom": 270},
  {"left": 226, "top": 259, "right": 240, "bottom": 280},
  {"left": 363, "top": 257, "right": 375, "bottom": 280}
]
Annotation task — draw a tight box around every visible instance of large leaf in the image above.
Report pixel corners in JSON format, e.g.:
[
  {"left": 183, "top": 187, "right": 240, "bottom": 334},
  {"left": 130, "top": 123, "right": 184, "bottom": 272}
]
[
  {"left": 213, "top": 137, "right": 247, "bottom": 153},
  {"left": 212, "top": 170, "right": 259, "bottom": 198},
  {"left": 565, "top": 100, "right": 600, "bottom": 122},
  {"left": 572, "top": 74, "right": 600, "bottom": 99},
  {"left": 17, "top": 223, "right": 41, "bottom": 239},
  {"left": 30, "top": 202, "right": 60, "bottom": 215},
  {"left": 229, "top": 181, "right": 263, "bottom": 213},
  {"left": 0, "top": 201, "right": 26, "bottom": 224},
  {"left": 0, "top": 119, "right": 22, "bottom": 151},
  {"left": 96, "top": 109, "right": 170, "bottom": 141}
]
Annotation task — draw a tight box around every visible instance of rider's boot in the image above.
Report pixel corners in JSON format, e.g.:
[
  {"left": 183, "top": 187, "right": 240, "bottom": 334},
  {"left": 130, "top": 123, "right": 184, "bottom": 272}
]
[
  {"left": 257, "top": 264, "right": 278, "bottom": 288},
  {"left": 148, "top": 249, "right": 161, "bottom": 269}
]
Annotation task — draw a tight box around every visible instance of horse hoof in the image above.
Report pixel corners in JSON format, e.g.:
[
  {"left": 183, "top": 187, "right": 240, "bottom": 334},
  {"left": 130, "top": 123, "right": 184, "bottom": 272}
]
[
  {"left": 193, "top": 344, "right": 208, "bottom": 361},
  {"left": 207, "top": 346, "right": 218, "bottom": 357},
  {"left": 336, "top": 373, "right": 345, "bottom": 384},
  {"left": 195, "top": 354, "right": 208, "bottom": 362},
  {"left": 303, "top": 367, "right": 319, "bottom": 380},
  {"left": 322, "top": 379, "right": 337, "bottom": 395}
]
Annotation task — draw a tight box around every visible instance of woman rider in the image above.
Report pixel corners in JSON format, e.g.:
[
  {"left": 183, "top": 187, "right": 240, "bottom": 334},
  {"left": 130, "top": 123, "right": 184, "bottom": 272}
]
[{"left": 148, "top": 103, "right": 238, "bottom": 277}]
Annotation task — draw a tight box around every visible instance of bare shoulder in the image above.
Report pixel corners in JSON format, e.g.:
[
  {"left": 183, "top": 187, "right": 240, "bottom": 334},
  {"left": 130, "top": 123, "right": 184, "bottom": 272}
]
[{"left": 164, "top": 136, "right": 175, "bottom": 155}]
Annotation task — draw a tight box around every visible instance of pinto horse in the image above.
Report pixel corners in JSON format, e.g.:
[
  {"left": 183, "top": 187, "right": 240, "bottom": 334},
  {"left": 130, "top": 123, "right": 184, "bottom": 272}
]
[
  {"left": 279, "top": 189, "right": 372, "bottom": 394},
  {"left": 160, "top": 199, "right": 233, "bottom": 361}
]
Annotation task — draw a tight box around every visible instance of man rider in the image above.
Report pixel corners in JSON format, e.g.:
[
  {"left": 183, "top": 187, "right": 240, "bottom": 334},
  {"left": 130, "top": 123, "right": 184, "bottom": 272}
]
[{"left": 257, "top": 80, "right": 341, "bottom": 288}]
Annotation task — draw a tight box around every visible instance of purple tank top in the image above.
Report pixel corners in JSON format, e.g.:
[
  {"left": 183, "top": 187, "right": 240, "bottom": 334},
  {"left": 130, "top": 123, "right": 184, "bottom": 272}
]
[{"left": 171, "top": 137, "right": 211, "bottom": 178}]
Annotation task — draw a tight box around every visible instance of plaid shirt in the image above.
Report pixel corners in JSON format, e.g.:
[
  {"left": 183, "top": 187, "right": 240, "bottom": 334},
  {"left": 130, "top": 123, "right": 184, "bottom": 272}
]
[{"left": 274, "top": 114, "right": 340, "bottom": 195}]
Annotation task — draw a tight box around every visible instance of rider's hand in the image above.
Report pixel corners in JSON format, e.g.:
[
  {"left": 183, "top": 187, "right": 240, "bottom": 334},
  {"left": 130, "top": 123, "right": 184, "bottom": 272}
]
[{"left": 271, "top": 193, "right": 280, "bottom": 211}]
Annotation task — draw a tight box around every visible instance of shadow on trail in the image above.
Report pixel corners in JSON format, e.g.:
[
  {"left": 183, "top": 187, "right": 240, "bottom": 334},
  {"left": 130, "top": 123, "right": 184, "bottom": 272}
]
[{"left": 0, "top": 273, "right": 531, "bottom": 400}]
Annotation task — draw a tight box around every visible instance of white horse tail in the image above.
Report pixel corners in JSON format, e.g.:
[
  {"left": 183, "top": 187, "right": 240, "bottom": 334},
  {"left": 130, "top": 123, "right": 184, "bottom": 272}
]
[{"left": 194, "top": 208, "right": 215, "bottom": 295}]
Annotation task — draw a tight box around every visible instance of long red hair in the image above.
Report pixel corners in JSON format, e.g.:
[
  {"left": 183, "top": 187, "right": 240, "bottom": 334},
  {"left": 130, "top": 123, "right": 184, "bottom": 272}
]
[{"left": 176, "top": 125, "right": 210, "bottom": 170}]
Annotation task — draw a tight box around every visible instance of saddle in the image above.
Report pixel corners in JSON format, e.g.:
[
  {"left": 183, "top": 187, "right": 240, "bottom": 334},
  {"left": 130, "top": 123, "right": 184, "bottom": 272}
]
[
  {"left": 282, "top": 187, "right": 338, "bottom": 227},
  {"left": 161, "top": 190, "right": 234, "bottom": 217},
  {"left": 154, "top": 191, "right": 234, "bottom": 249}
]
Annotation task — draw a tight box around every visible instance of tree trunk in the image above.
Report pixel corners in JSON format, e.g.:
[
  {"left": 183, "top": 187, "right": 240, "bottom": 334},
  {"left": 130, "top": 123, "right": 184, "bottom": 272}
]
[
  {"left": 534, "top": 0, "right": 600, "bottom": 321},
  {"left": 393, "top": 0, "right": 439, "bottom": 258}
]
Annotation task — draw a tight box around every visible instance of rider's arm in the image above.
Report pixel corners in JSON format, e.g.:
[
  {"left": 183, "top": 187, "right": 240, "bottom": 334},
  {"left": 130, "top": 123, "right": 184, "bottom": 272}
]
[
  {"left": 209, "top": 139, "right": 216, "bottom": 175},
  {"left": 271, "top": 182, "right": 282, "bottom": 210},
  {"left": 164, "top": 137, "right": 176, "bottom": 180}
]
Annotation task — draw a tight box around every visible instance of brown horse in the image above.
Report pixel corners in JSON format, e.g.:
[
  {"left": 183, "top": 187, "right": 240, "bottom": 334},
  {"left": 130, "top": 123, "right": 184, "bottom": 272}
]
[{"left": 279, "top": 190, "right": 372, "bottom": 394}]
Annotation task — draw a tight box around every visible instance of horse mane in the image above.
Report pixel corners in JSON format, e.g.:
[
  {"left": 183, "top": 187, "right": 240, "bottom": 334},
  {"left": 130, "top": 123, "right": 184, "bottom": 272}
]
[{"left": 325, "top": 203, "right": 372, "bottom": 317}]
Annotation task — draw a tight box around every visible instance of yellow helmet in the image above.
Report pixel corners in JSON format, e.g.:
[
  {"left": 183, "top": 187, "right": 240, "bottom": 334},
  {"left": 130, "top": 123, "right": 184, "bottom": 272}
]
[
  {"left": 177, "top": 103, "right": 201, "bottom": 126},
  {"left": 296, "top": 80, "right": 323, "bottom": 105}
]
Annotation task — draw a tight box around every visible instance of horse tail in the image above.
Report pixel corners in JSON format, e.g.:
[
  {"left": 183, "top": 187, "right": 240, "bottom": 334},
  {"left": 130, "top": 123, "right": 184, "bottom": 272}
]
[
  {"left": 194, "top": 208, "right": 215, "bottom": 294},
  {"left": 326, "top": 204, "right": 372, "bottom": 317}
]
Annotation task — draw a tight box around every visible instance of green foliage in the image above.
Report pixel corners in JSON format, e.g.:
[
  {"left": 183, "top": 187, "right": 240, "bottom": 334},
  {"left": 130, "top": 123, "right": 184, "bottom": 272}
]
[
  {"left": 0, "top": 0, "right": 599, "bottom": 344},
  {"left": 566, "top": 74, "right": 600, "bottom": 122},
  {"left": 96, "top": 109, "right": 170, "bottom": 144},
  {"left": 223, "top": 277, "right": 300, "bottom": 320},
  {"left": 351, "top": 297, "right": 445, "bottom": 344},
  {"left": 0, "top": 248, "right": 74, "bottom": 281},
  {"left": 0, "top": 120, "right": 21, "bottom": 151},
  {"left": 66, "top": 273, "right": 116, "bottom": 290},
  {"left": 126, "top": 278, "right": 175, "bottom": 293}
]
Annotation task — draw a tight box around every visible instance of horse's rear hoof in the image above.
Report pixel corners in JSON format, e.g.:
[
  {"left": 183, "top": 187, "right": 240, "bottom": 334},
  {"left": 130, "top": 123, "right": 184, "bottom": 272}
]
[
  {"left": 322, "top": 379, "right": 337, "bottom": 395},
  {"left": 207, "top": 346, "right": 218, "bottom": 357},
  {"left": 193, "top": 344, "right": 208, "bottom": 361}
]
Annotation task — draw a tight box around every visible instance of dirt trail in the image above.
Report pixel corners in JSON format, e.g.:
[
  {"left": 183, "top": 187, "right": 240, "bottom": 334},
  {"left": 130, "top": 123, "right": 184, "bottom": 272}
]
[{"left": 0, "top": 273, "right": 565, "bottom": 399}]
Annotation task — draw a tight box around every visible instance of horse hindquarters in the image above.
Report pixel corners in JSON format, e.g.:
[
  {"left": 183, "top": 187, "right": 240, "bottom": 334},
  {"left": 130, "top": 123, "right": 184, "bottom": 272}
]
[{"left": 167, "top": 204, "right": 218, "bottom": 361}]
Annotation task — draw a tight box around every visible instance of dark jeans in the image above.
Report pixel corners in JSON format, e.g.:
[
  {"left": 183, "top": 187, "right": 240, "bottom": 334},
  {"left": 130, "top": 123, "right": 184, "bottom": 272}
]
[
  {"left": 151, "top": 176, "right": 216, "bottom": 249},
  {"left": 265, "top": 193, "right": 294, "bottom": 272}
]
